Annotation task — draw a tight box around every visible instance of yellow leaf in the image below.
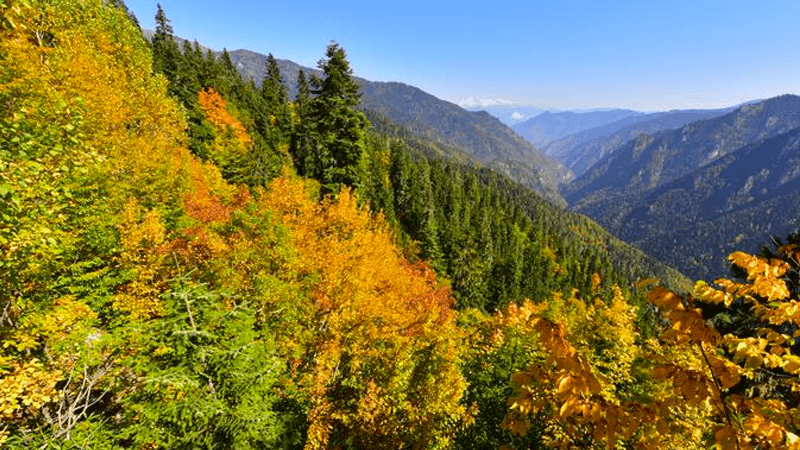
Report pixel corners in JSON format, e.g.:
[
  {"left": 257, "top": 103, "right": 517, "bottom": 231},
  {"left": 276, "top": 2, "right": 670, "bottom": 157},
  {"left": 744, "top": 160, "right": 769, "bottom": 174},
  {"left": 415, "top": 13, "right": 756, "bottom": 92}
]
[
  {"left": 559, "top": 397, "right": 580, "bottom": 418},
  {"left": 556, "top": 375, "right": 572, "bottom": 395},
  {"left": 714, "top": 426, "right": 739, "bottom": 450}
]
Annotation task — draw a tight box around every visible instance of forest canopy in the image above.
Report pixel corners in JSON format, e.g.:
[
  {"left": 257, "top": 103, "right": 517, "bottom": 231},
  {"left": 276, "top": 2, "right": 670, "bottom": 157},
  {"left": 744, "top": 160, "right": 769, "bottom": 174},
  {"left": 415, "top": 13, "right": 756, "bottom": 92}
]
[{"left": 1, "top": 1, "right": 798, "bottom": 449}]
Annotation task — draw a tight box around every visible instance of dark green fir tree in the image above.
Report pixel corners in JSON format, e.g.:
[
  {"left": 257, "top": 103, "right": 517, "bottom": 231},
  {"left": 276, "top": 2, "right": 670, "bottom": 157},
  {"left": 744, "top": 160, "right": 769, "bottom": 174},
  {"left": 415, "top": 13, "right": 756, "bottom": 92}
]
[{"left": 309, "top": 42, "right": 369, "bottom": 193}]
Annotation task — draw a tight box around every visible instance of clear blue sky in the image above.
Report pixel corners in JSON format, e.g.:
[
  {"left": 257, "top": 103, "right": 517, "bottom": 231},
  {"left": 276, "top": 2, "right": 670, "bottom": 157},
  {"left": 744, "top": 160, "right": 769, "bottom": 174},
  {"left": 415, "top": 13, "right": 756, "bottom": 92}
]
[{"left": 125, "top": 0, "right": 799, "bottom": 111}]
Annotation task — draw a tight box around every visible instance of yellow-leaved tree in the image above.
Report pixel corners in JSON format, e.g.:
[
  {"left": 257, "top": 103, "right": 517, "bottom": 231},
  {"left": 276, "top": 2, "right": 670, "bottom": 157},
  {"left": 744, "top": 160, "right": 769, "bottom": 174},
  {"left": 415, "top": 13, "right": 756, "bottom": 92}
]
[
  {"left": 260, "top": 174, "right": 469, "bottom": 450},
  {"left": 494, "top": 280, "right": 709, "bottom": 450},
  {"left": 0, "top": 0, "right": 241, "bottom": 446},
  {"left": 498, "top": 239, "right": 800, "bottom": 450},
  {"left": 645, "top": 243, "right": 800, "bottom": 450}
]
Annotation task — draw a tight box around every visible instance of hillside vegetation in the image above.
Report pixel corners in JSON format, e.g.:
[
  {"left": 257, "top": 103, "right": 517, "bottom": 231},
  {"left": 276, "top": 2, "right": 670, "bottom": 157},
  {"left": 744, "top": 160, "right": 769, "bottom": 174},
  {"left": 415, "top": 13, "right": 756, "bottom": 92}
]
[
  {"left": 2, "top": 2, "right": 800, "bottom": 449},
  {"left": 564, "top": 96, "right": 800, "bottom": 280},
  {"left": 543, "top": 108, "right": 733, "bottom": 178},
  {"left": 218, "top": 47, "right": 571, "bottom": 206}
]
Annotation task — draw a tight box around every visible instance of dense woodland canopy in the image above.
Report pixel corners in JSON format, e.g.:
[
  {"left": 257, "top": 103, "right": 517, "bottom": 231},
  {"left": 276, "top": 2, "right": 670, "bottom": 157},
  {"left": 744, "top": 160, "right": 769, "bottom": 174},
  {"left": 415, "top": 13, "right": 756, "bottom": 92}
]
[{"left": 2, "top": 1, "right": 800, "bottom": 449}]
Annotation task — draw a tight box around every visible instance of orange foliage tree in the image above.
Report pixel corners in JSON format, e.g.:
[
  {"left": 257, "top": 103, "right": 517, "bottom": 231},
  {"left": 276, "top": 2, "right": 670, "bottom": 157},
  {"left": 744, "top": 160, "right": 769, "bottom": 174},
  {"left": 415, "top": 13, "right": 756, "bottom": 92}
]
[
  {"left": 261, "top": 174, "right": 469, "bottom": 450},
  {"left": 196, "top": 87, "right": 254, "bottom": 182}
]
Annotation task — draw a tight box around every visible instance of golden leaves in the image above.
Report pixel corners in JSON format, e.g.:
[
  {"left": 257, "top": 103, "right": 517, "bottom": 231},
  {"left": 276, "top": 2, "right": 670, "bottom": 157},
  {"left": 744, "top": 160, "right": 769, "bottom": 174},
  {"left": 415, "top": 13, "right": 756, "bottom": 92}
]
[
  {"left": 197, "top": 87, "right": 254, "bottom": 177},
  {"left": 706, "top": 353, "right": 741, "bottom": 390},
  {"left": 261, "top": 175, "right": 466, "bottom": 449},
  {"left": 642, "top": 247, "right": 800, "bottom": 450},
  {"left": 648, "top": 286, "right": 719, "bottom": 344},
  {"left": 723, "top": 252, "right": 791, "bottom": 302},
  {"left": 498, "top": 289, "right": 661, "bottom": 450},
  {"left": 0, "top": 359, "right": 60, "bottom": 422},
  {"left": 113, "top": 201, "right": 169, "bottom": 320}
]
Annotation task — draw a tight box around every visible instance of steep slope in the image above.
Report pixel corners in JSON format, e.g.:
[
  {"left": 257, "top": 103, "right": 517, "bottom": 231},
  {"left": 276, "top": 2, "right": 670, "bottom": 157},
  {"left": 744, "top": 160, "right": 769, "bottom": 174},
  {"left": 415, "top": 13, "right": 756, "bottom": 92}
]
[
  {"left": 575, "top": 127, "right": 800, "bottom": 281},
  {"left": 368, "top": 117, "right": 691, "bottom": 308},
  {"left": 359, "top": 81, "right": 570, "bottom": 203},
  {"left": 564, "top": 95, "right": 800, "bottom": 203},
  {"left": 2, "top": 5, "right": 468, "bottom": 447},
  {"left": 544, "top": 108, "right": 734, "bottom": 177},
  {"left": 225, "top": 50, "right": 570, "bottom": 206},
  {"left": 512, "top": 109, "right": 643, "bottom": 149}
]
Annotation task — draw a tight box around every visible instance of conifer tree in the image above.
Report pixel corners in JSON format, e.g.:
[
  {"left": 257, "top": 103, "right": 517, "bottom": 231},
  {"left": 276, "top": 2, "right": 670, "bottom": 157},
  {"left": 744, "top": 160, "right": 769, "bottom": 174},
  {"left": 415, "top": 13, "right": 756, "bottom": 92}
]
[
  {"left": 260, "top": 54, "right": 290, "bottom": 147},
  {"left": 262, "top": 54, "right": 288, "bottom": 111},
  {"left": 291, "top": 68, "right": 316, "bottom": 177},
  {"left": 310, "top": 42, "right": 369, "bottom": 193},
  {"left": 151, "top": 4, "right": 180, "bottom": 84}
]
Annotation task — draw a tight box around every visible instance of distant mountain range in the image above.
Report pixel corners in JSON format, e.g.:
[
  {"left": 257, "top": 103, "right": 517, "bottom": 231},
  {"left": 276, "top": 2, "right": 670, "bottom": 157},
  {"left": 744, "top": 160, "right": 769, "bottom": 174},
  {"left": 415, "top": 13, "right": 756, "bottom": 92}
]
[
  {"left": 511, "top": 109, "right": 645, "bottom": 150},
  {"left": 564, "top": 95, "right": 800, "bottom": 202},
  {"left": 564, "top": 94, "right": 800, "bottom": 280},
  {"left": 543, "top": 108, "right": 736, "bottom": 178},
  {"left": 456, "top": 97, "right": 523, "bottom": 109},
  {"left": 456, "top": 99, "right": 549, "bottom": 125}
]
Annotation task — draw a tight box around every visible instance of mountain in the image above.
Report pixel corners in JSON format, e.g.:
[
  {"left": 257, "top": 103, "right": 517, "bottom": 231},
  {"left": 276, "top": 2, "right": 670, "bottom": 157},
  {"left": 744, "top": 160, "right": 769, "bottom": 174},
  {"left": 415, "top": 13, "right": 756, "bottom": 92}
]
[
  {"left": 456, "top": 100, "right": 549, "bottom": 125},
  {"left": 224, "top": 49, "right": 571, "bottom": 206},
  {"left": 563, "top": 95, "right": 800, "bottom": 280},
  {"left": 358, "top": 81, "right": 571, "bottom": 203},
  {"left": 572, "top": 127, "right": 800, "bottom": 281},
  {"left": 512, "top": 109, "right": 644, "bottom": 149},
  {"left": 543, "top": 108, "right": 735, "bottom": 178},
  {"left": 564, "top": 95, "right": 800, "bottom": 204}
]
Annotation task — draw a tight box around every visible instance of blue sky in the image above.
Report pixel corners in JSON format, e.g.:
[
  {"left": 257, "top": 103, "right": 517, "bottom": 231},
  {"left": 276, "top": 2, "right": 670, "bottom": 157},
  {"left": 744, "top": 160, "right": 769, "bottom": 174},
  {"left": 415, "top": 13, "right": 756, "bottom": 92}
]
[{"left": 125, "top": 0, "right": 799, "bottom": 111}]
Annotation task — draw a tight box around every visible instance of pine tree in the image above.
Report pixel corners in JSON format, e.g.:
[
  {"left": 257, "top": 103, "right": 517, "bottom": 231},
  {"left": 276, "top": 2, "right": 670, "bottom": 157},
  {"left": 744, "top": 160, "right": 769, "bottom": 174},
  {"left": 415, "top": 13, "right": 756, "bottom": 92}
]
[
  {"left": 310, "top": 42, "right": 369, "bottom": 193},
  {"left": 153, "top": 3, "right": 173, "bottom": 39},
  {"left": 262, "top": 54, "right": 288, "bottom": 110},
  {"left": 151, "top": 4, "right": 181, "bottom": 83},
  {"left": 291, "top": 68, "right": 317, "bottom": 177},
  {"left": 260, "top": 54, "right": 290, "bottom": 147}
]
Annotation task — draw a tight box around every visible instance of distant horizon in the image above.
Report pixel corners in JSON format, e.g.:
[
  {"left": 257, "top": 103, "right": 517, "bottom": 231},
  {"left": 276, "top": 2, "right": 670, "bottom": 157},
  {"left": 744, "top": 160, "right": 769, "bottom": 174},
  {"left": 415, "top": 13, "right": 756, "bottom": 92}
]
[
  {"left": 453, "top": 97, "right": 763, "bottom": 115},
  {"left": 125, "top": 0, "right": 799, "bottom": 112}
]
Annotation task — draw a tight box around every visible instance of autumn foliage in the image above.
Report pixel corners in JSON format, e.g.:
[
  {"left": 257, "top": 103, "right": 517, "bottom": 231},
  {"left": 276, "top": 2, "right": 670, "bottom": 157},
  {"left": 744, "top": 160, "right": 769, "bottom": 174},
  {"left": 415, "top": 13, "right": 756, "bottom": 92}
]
[
  {"left": 496, "top": 251, "right": 800, "bottom": 450},
  {"left": 260, "top": 175, "right": 467, "bottom": 449},
  {"left": 4, "top": 0, "right": 800, "bottom": 449}
]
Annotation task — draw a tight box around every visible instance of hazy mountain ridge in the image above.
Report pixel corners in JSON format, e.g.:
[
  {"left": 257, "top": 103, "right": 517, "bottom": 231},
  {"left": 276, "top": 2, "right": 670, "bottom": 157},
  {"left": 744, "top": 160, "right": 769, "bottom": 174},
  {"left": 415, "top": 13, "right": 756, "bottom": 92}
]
[
  {"left": 224, "top": 49, "right": 571, "bottom": 206},
  {"left": 571, "top": 127, "right": 800, "bottom": 281},
  {"left": 564, "top": 94, "right": 800, "bottom": 203},
  {"left": 543, "top": 108, "right": 735, "bottom": 178},
  {"left": 512, "top": 109, "right": 644, "bottom": 149}
]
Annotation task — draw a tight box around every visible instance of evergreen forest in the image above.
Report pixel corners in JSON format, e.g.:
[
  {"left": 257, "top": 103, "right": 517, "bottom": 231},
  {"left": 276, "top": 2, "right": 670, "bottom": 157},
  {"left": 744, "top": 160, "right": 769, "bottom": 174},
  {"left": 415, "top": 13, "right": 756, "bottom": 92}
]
[{"left": 2, "top": 2, "right": 800, "bottom": 449}]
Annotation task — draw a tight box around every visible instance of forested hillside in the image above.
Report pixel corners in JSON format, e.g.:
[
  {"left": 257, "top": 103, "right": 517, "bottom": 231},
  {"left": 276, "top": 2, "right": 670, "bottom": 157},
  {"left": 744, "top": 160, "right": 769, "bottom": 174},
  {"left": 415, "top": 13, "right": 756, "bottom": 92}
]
[
  {"left": 570, "top": 128, "right": 800, "bottom": 280},
  {"left": 564, "top": 96, "right": 800, "bottom": 281},
  {"left": 3, "top": 2, "right": 800, "bottom": 449},
  {"left": 543, "top": 108, "right": 733, "bottom": 178},
  {"left": 141, "top": 7, "right": 688, "bottom": 311},
  {"left": 206, "top": 45, "right": 572, "bottom": 206}
]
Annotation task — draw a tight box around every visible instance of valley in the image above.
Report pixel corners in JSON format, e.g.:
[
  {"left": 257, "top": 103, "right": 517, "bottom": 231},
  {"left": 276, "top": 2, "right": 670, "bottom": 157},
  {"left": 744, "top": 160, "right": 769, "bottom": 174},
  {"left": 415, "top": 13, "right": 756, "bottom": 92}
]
[{"left": 225, "top": 40, "right": 800, "bottom": 285}]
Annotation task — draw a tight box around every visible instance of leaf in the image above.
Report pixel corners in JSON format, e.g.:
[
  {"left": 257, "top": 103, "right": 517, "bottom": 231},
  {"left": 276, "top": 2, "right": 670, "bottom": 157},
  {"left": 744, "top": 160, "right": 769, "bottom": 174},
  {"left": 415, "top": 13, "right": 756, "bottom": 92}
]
[{"left": 714, "top": 426, "right": 739, "bottom": 450}]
